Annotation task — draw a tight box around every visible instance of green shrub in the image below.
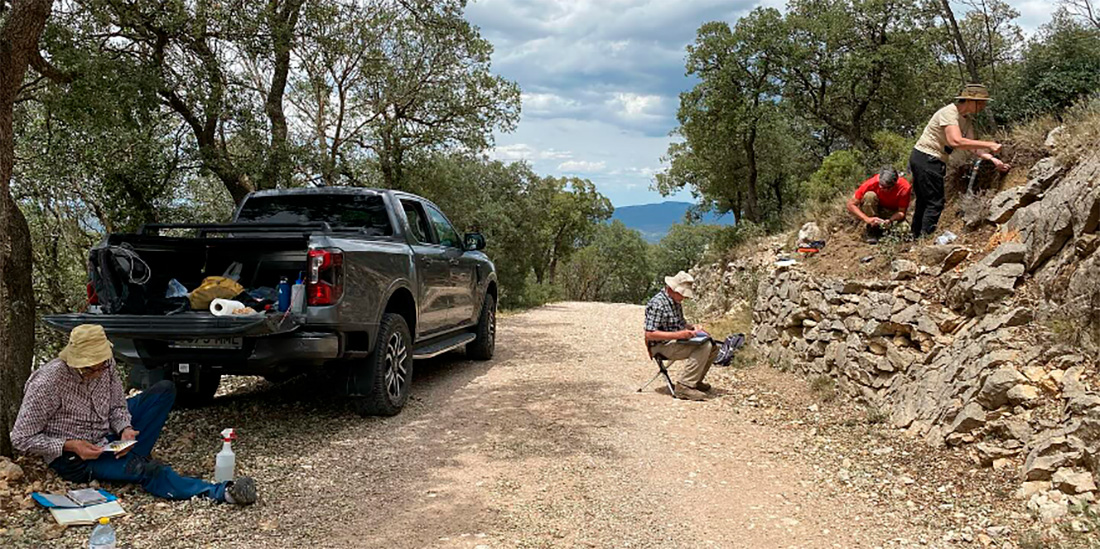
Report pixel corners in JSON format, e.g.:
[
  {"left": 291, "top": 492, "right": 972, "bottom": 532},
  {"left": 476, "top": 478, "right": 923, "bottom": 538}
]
[
  {"left": 712, "top": 221, "right": 766, "bottom": 252},
  {"left": 868, "top": 131, "right": 915, "bottom": 172},
  {"left": 803, "top": 150, "right": 866, "bottom": 203}
]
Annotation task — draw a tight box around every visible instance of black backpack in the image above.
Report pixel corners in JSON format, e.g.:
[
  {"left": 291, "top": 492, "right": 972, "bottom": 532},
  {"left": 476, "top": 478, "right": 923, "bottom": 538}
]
[
  {"left": 714, "top": 333, "right": 747, "bottom": 366},
  {"left": 89, "top": 245, "right": 151, "bottom": 314}
]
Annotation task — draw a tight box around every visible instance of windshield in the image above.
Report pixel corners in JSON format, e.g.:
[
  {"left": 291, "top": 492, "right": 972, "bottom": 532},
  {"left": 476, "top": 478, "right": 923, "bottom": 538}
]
[{"left": 237, "top": 194, "right": 393, "bottom": 236}]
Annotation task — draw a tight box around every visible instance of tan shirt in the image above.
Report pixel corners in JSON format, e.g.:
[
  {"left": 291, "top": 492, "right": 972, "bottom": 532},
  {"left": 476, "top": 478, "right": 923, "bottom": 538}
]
[{"left": 914, "top": 103, "right": 973, "bottom": 162}]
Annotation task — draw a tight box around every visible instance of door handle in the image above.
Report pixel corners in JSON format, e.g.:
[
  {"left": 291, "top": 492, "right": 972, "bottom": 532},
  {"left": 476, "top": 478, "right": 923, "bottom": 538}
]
[{"left": 448, "top": 258, "right": 460, "bottom": 266}]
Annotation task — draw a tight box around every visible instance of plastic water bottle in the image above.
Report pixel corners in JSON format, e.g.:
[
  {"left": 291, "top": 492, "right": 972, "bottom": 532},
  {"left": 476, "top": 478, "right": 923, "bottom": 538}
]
[
  {"left": 276, "top": 277, "right": 291, "bottom": 312},
  {"left": 215, "top": 428, "right": 236, "bottom": 483},
  {"left": 89, "top": 517, "right": 116, "bottom": 549}
]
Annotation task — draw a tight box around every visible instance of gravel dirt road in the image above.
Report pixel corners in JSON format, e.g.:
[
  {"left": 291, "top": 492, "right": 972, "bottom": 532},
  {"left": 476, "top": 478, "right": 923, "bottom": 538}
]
[{"left": 4, "top": 302, "right": 1029, "bottom": 548}]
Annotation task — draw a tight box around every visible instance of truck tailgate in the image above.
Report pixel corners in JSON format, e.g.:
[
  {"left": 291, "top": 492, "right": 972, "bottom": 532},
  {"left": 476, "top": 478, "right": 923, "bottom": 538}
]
[{"left": 44, "top": 312, "right": 302, "bottom": 338}]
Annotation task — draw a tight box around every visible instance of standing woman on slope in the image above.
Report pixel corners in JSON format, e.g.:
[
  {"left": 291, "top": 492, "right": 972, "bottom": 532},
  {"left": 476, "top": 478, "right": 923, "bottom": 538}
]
[{"left": 909, "top": 84, "right": 1011, "bottom": 238}]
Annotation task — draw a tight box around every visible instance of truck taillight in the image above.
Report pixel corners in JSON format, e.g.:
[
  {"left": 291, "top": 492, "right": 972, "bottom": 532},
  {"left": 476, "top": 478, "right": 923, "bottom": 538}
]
[
  {"left": 307, "top": 248, "right": 343, "bottom": 306},
  {"left": 87, "top": 282, "right": 99, "bottom": 305}
]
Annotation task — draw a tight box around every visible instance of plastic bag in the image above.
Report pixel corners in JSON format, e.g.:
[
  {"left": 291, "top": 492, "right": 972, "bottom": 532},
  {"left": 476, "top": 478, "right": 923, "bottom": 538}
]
[
  {"left": 222, "top": 262, "right": 244, "bottom": 281},
  {"left": 166, "top": 279, "right": 189, "bottom": 298},
  {"left": 935, "top": 231, "right": 958, "bottom": 246}
]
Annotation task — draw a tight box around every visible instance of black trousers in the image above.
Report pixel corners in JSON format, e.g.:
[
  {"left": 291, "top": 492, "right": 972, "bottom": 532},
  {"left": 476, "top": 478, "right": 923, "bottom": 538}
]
[{"left": 909, "top": 149, "right": 946, "bottom": 238}]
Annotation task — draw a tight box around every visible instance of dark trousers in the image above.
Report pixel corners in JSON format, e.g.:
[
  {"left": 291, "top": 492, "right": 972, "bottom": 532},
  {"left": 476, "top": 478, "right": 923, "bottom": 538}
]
[
  {"left": 50, "top": 381, "right": 226, "bottom": 502},
  {"left": 909, "top": 149, "right": 947, "bottom": 238}
]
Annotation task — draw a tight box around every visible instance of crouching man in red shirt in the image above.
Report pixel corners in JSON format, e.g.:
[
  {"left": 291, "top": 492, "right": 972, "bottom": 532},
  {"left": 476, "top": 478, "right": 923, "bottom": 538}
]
[{"left": 846, "top": 166, "right": 912, "bottom": 243}]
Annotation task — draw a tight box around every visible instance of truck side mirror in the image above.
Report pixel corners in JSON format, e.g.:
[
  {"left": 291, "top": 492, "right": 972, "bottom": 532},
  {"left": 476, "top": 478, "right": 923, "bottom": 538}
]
[{"left": 464, "top": 233, "right": 486, "bottom": 251}]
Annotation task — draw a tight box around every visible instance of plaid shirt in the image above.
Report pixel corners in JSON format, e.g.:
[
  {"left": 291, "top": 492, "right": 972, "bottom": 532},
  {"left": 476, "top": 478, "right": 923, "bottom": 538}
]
[
  {"left": 645, "top": 289, "right": 688, "bottom": 336},
  {"left": 9, "top": 358, "right": 131, "bottom": 463}
]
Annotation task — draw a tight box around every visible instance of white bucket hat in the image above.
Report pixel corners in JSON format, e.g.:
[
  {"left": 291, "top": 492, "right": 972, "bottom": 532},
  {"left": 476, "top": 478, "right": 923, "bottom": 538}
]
[{"left": 664, "top": 271, "right": 695, "bottom": 299}]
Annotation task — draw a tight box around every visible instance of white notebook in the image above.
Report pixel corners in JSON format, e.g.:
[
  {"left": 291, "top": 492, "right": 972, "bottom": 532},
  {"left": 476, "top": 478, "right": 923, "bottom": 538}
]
[{"left": 49, "top": 500, "right": 126, "bottom": 526}]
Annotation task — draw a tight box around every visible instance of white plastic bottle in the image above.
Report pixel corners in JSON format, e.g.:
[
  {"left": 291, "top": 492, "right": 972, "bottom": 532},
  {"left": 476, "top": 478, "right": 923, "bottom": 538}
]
[
  {"left": 215, "top": 428, "right": 236, "bottom": 483},
  {"left": 290, "top": 273, "right": 306, "bottom": 314},
  {"left": 89, "top": 517, "right": 116, "bottom": 549}
]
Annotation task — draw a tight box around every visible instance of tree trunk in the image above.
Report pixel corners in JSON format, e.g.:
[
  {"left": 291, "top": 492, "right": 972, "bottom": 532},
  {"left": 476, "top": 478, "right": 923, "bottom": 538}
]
[
  {"left": 261, "top": 0, "right": 304, "bottom": 190},
  {"left": 939, "top": 0, "right": 982, "bottom": 84},
  {"left": 379, "top": 126, "right": 396, "bottom": 189},
  {"left": 772, "top": 176, "right": 784, "bottom": 214},
  {"left": 0, "top": 0, "right": 53, "bottom": 457},
  {"left": 743, "top": 129, "right": 761, "bottom": 223}
]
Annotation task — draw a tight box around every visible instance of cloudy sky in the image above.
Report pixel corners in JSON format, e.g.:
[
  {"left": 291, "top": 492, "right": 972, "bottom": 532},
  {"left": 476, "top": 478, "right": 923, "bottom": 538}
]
[{"left": 465, "top": 0, "right": 1054, "bottom": 207}]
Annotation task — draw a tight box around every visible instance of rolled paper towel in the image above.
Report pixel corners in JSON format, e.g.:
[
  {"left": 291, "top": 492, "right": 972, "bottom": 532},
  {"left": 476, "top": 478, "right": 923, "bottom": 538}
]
[{"left": 210, "top": 298, "right": 246, "bottom": 316}]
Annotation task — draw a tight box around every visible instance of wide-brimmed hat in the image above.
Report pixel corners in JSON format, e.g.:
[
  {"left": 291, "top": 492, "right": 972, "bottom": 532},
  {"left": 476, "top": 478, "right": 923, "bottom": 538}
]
[
  {"left": 956, "top": 83, "right": 992, "bottom": 102},
  {"left": 59, "top": 324, "right": 114, "bottom": 369},
  {"left": 664, "top": 271, "right": 695, "bottom": 299}
]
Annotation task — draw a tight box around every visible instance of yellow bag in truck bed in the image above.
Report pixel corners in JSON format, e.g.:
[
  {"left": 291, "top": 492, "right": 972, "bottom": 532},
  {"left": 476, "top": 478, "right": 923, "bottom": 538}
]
[{"left": 189, "top": 276, "right": 245, "bottom": 310}]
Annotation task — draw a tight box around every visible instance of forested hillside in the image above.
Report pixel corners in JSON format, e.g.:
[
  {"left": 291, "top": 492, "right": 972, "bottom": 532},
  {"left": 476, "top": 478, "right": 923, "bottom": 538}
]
[{"left": 656, "top": 0, "right": 1100, "bottom": 231}]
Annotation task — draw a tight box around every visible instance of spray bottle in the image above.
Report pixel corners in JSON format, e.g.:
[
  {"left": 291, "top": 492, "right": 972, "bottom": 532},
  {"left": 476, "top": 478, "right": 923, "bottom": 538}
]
[{"left": 215, "top": 428, "right": 236, "bottom": 483}]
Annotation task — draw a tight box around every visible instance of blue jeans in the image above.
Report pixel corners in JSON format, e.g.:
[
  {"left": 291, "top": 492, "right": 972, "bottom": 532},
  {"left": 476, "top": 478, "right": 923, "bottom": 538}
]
[{"left": 50, "top": 381, "right": 226, "bottom": 502}]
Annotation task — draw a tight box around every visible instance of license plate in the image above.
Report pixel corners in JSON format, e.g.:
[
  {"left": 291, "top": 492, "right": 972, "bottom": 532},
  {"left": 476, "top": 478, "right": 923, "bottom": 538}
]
[{"left": 169, "top": 337, "right": 243, "bottom": 350}]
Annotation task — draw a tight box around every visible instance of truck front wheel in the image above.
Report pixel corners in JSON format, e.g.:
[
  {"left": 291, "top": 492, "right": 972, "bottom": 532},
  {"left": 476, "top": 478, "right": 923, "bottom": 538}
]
[
  {"left": 352, "top": 313, "right": 413, "bottom": 417},
  {"left": 466, "top": 294, "right": 496, "bottom": 360}
]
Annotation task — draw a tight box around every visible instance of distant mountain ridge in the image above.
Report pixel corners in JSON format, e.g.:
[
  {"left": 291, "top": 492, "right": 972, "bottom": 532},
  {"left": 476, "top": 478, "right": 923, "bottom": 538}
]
[{"left": 611, "top": 201, "right": 735, "bottom": 243}]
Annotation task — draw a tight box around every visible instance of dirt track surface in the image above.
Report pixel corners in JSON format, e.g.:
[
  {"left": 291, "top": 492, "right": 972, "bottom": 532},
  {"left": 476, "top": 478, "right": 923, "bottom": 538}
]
[{"left": 7, "top": 302, "right": 999, "bottom": 548}]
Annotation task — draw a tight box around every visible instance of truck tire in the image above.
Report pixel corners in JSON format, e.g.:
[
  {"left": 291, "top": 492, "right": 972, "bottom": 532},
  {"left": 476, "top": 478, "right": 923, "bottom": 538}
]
[
  {"left": 352, "top": 313, "right": 413, "bottom": 417},
  {"left": 174, "top": 369, "right": 221, "bottom": 408},
  {"left": 466, "top": 294, "right": 496, "bottom": 360}
]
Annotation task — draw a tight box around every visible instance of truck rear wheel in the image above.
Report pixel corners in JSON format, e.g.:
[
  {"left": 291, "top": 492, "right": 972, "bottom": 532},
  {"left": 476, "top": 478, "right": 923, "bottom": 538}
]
[
  {"left": 466, "top": 294, "right": 496, "bottom": 360},
  {"left": 352, "top": 313, "right": 413, "bottom": 417}
]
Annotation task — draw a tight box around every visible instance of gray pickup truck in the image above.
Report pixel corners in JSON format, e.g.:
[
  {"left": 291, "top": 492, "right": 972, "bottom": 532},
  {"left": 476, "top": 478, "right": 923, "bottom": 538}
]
[{"left": 45, "top": 188, "right": 497, "bottom": 416}]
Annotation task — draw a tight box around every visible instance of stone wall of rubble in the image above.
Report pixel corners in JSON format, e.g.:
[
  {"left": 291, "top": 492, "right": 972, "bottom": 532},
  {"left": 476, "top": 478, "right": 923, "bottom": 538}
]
[{"left": 741, "top": 149, "right": 1100, "bottom": 509}]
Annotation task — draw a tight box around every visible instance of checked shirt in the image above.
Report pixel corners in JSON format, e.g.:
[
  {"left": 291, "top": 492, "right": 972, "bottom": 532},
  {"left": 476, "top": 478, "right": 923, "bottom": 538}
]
[
  {"left": 10, "top": 358, "right": 131, "bottom": 462},
  {"left": 644, "top": 288, "right": 687, "bottom": 344}
]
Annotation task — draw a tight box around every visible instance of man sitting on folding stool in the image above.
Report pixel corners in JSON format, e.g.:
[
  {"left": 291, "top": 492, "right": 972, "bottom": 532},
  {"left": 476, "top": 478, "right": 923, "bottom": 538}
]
[{"left": 643, "top": 271, "right": 718, "bottom": 401}]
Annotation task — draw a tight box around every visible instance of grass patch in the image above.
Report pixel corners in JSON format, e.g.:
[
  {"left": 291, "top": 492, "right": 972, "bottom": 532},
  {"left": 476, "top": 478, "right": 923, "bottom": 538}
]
[
  {"left": 726, "top": 345, "right": 758, "bottom": 370},
  {"left": 864, "top": 406, "right": 889, "bottom": 425},
  {"left": 1055, "top": 94, "right": 1100, "bottom": 165},
  {"left": 809, "top": 375, "right": 837, "bottom": 403}
]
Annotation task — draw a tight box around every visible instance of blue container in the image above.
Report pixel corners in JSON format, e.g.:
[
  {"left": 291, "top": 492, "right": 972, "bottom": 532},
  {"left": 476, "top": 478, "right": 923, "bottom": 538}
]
[{"left": 277, "top": 277, "right": 291, "bottom": 312}]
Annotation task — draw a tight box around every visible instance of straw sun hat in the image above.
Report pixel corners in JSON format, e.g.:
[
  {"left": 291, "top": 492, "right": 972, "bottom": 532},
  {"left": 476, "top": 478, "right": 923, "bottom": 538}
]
[
  {"left": 59, "top": 324, "right": 114, "bottom": 369},
  {"left": 956, "top": 83, "right": 992, "bottom": 102},
  {"left": 664, "top": 271, "right": 695, "bottom": 299}
]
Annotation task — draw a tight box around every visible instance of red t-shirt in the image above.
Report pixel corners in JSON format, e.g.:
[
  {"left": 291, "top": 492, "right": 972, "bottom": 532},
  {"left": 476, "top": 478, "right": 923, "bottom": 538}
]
[{"left": 853, "top": 174, "right": 912, "bottom": 212}]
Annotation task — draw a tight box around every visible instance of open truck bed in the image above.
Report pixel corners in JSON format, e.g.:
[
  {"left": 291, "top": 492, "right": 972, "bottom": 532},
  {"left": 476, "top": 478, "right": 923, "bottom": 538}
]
[{"left": 46, "top": 187, "right": 498, "bottom": 416}]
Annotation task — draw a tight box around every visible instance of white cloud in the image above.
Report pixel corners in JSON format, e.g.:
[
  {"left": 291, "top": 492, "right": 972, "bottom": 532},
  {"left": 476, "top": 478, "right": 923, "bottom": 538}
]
[
  {"left": 610, "top": 93, "right": 664, "bottom": 119},
  {"left": 557, "top": 160, "right": 608, "bottom": 172},
  {"left": 522, "top": 92, "right": 583, "bottom": 116},
  {"left": 488, "top": 143, "right": 574, "bottom": 162}
]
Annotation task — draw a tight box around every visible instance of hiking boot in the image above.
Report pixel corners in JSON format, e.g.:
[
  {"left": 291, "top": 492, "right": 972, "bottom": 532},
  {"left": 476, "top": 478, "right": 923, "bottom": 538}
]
[
  {"left": 694, "top": 381, "right": 712, "bottom": 392},
  {"left": 673, "top": 383, "right": 707, "bottom": 401},
  {"left": 225, "top": 476, "right": 257, "bottom": 505}
]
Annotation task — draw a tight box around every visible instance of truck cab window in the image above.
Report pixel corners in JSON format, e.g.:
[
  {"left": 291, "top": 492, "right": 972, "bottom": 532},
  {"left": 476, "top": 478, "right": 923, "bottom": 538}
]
[
  {"left": 401, "top": 200, "right": 433, "bottom": 244},
  {"left": 425, "top": 205, "right": 461, "bottom": 249},
  {"left": 238, "top": 193, "right": 393, "bottom": 236}
]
